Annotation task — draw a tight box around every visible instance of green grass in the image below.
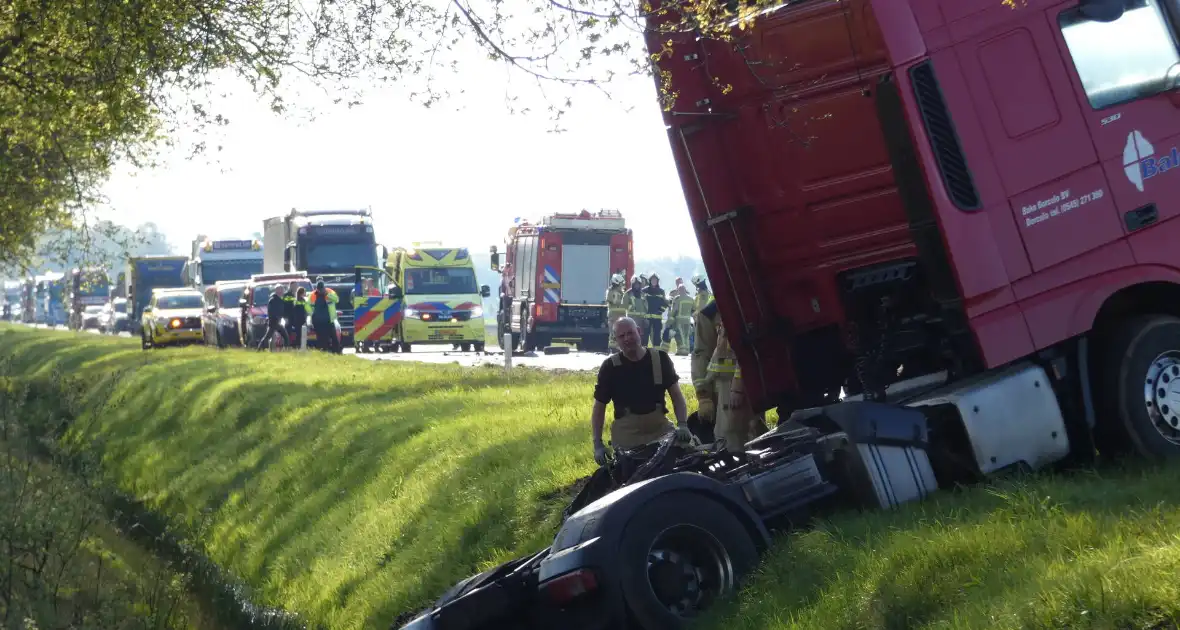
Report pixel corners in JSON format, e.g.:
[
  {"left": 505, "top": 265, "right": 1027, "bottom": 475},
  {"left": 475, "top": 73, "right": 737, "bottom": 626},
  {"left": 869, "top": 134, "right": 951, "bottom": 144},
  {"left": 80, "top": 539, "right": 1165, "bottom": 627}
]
[
  {"left": 0, "top": 324, "right": 624, "bottom": 628},
  {"left": 703, "top": 464, "right": 1180, "bottom": 630},
  {"left": 7, "top": 325, "right": 1180, "bottom": 630}
]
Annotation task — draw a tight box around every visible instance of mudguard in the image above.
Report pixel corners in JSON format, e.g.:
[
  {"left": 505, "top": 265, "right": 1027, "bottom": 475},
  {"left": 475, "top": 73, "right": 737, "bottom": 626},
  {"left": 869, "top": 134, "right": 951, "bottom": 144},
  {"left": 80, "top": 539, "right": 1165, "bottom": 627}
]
[
  {"left": 539, "top": 471, "right": 770, "bottom": 584},
  {"left": 784, "top": 400, "right": 930, "bottom": 449}
]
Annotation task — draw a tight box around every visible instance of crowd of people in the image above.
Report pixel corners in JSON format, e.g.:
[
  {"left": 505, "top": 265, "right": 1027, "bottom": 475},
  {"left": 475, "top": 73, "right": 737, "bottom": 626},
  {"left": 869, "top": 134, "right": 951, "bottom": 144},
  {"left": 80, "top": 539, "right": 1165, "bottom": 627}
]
[{"left": 257, "top": 277, "right": 341, "bottom": 353}]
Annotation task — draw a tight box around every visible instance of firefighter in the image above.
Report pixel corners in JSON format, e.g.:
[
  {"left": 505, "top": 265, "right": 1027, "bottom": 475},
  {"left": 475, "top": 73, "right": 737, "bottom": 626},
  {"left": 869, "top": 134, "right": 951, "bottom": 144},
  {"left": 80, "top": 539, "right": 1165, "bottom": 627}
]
[
  {"left": 690, "top": 274, "right": 712, "bottom": 352},
  {"left": 307, "top": 278, "right": 341, "bottom": 353},
  {"left": 591, "top": 316, "right": 692, "bottom": 465},
  {"left": 643, "top": 273, "right": 668, "bottom": 348},
  {"left": 696, "top": 303, "right": 766, "bottom": 450},
  {"left": 605, "top": 273, "right": 628, "bottom": 351},
  {"left": 662, "top": 282, "right": 694, "bottom": 355},
  {"left": 625, "top": 275, "right": 648, "bottom": 342},
  {"left": 690, "top": 300, "right": 721, "bottom": 441}
]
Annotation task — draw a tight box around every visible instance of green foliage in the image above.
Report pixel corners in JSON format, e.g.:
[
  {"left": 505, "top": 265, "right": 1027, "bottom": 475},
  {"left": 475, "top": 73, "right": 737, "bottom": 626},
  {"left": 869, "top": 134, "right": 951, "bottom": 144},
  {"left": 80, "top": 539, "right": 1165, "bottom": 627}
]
[
  {"left": 0, "top": 373, "right": 198, "bottom": 629},
  {"left": 1, "top": 0, "right": 787, "bottom": 270}
]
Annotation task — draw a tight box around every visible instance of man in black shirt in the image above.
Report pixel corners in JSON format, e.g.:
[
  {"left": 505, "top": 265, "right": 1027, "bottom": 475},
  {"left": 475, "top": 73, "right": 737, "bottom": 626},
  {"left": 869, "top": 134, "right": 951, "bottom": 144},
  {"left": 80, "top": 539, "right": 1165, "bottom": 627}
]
[
  {"left": 591, "top": 317, "right": 691, "bottom": 465},
  {"left": 256, "top": 285, "right": 290, "bottom": 351}
]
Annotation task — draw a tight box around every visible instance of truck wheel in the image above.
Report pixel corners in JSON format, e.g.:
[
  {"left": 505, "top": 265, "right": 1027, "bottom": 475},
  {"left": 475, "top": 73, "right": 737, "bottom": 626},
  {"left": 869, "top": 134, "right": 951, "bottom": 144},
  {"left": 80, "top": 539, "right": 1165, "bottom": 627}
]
[
  {"left": 616, "top": 492, "right": 758, "bottom": 628},
  {"left": 474, "top": 342, "right": 485, "bottom": 353},
  {"left": 1100, "top": 314, "right": 1180, "bottom": 460}
]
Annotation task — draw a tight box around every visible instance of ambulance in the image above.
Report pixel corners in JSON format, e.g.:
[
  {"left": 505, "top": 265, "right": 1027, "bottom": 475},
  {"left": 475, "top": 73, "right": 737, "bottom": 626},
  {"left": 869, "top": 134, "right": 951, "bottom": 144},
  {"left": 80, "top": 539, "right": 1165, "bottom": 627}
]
[{"left": 385, "top": 243, "right": 491, "bottom": 353}]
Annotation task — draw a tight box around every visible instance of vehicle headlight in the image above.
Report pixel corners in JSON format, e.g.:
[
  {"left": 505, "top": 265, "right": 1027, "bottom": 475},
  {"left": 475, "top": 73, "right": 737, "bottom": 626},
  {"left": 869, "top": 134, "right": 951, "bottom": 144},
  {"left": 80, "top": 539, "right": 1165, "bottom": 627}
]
[
  {"left": 404, "top": 308, "right": 418, "bottom": 319},
  {"left": 169, "top": 318, "right": 182, "bottom": 329},
  {"left": 470, "top": 306, "right": 483, "bottom": 318}
]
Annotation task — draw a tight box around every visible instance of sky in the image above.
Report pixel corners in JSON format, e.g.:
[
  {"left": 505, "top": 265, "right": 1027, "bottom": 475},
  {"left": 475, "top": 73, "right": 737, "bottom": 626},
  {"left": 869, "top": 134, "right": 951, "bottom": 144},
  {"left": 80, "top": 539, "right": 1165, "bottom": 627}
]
[{"left": 94, "top": 52, "right": 704, "bottom": 261}]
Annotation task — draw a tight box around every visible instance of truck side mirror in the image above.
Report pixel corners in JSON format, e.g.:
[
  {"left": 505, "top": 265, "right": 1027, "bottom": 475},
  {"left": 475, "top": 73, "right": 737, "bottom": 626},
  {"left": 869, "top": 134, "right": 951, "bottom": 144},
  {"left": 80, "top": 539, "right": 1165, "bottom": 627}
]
[
  {"left": 480, "top": 285, "right": 491, "bottom": 298},
  {"left": 490, "top": 252, "right": 500, "bottom": 272},
  {"left": 387, "top": 286, "right": 403, "bottom": 300}
]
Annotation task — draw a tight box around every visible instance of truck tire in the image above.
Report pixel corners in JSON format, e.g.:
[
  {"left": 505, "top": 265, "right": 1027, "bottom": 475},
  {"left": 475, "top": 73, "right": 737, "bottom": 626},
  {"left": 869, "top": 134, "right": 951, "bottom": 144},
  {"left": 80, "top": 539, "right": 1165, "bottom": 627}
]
[
  {"left": 615, "top": 491, "right": 758, "bottom": 629},
  {"left": 1100, "top": 314, "right": 1180, "bottom": 460}
]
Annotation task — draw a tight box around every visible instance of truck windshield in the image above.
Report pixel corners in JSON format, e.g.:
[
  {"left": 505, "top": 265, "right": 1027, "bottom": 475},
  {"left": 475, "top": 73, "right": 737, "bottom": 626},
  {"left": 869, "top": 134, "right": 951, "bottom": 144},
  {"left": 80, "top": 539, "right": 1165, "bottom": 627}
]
[
  {"left": 114, "top": 301, "right": 127, "bottom": 313},
  {"left": 404, "top": 268, "right": 478, "bottom": 295},
  {"left": 156, "top": 294, "right": 202, "bottom": 309},
  {"left": 302, "top": 241, "right": 377, "bottom": 273},
  {"left": 202, "top": 260, "right": 263, "bottom": 284}
]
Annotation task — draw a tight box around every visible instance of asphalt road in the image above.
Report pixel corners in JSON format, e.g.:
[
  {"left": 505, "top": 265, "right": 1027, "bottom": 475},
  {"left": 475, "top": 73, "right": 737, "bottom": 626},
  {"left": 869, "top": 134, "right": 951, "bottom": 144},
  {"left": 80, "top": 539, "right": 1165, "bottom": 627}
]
[
  {"left": 351, "top": 339, "right": 694, "bottom": 375},
  {"left": 33, "top": 323, "right": 694, "bottom": 375}
]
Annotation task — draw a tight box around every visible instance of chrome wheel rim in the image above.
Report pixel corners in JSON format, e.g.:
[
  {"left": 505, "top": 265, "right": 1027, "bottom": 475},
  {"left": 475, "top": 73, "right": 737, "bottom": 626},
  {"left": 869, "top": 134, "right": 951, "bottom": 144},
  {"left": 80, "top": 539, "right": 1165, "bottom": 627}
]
[{"left": 1143, "top": 350, "right": 1180, "bottom": 445}]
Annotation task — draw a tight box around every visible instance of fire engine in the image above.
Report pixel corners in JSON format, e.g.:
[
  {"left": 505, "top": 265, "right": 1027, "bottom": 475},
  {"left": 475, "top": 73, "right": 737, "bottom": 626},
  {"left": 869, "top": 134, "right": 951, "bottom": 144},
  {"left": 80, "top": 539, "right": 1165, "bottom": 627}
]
[{"left": 491, "top": 210, "right": 634, "bottom": 353}]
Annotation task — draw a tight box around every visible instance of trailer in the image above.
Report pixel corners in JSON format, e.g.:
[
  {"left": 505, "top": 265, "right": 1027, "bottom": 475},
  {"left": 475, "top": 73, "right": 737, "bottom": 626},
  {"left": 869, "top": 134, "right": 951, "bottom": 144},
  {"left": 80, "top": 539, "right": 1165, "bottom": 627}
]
[
  {"left": 490, "top": 210, "right": 633, "bottom": 354},
  {"left": 185, "top": 235, "right": 264, "bottom": 290},
  {"left": 399, "top": 0, "right": 1180, "bottom": 626},
  {"left": 67, "top": 267, "right": 110, "bottom": 330}
]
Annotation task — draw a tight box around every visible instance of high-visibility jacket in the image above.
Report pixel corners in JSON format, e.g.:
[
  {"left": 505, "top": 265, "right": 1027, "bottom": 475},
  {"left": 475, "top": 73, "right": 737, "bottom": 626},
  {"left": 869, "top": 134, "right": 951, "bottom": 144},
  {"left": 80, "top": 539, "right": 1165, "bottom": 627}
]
[
  {"left": 626, "top": 288, "right": 648, "bottom": 317},
  {"left": 606, "top": 285, "right": 628, "bottom": 317},
  {"left": 708, "top": 320, "right": 738, "bottom": 379},
  {"left": 694, "top": 289, "right": 713, "bottom": 314},
  {"left": 691, "top": 303, "right": 719, "bottom": 395},
  {"left": 644, "top": 286, "right": 667, "bottom": 320},
  {"left": 670, "top": 293, "right": 694, "bottom": 321},
  {"left": 307, "top": 287, "right": 339, "bottom": 323}
]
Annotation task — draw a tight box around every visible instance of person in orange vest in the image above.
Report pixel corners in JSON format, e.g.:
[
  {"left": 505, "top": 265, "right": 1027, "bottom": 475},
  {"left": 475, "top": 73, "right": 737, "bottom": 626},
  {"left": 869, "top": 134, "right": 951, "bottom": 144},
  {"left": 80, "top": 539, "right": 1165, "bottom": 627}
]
[{"left": 307, "top": 277, "right": 341, "bottom": 353}]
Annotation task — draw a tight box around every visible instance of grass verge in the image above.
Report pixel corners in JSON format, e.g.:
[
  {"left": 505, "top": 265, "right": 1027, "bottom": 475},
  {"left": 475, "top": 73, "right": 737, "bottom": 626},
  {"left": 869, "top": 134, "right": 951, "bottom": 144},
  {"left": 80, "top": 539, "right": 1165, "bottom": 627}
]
[
  {"left": 0, "top": 375, "right": 207, "bottom": 628},
  {"left": 0, "top": 324, "right": 627, "bottom": 629},
  {"left": 8, "top": 325, "right": 1180, "bottom": 630}
]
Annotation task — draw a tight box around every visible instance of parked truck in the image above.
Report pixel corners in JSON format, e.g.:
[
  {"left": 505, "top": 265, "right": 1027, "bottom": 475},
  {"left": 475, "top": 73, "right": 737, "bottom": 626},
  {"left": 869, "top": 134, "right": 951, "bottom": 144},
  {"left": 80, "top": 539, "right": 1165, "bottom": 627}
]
[
  {"left": 263, "top": 208, "right": 382, "bottom": 348},
  {"left": 490, "top": 210, "right": 633, "bottom": 354},
  {"left": 67, "top": 267, "right": 110, "bottom": 330},
  {"left": 126, "top": 256, "right": 188, "bottom": 325},
  {"left": 185, "top": 235, "right": 264, "bottom": 290},
  {"left": 400, "top": 0, "right": 1180, "bottom": 627}
]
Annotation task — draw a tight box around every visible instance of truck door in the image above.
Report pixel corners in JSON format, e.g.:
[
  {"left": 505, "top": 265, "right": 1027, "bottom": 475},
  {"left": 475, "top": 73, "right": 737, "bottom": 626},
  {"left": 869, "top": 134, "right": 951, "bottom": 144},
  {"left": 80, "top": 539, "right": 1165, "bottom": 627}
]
[
  {"left": 512, "top": 233, "right": 539, "bottom": 333},
  {"left": 352, "top": 266, "right": 404, "bottom": 344},
  {"left": 1053, "top": 0, "right": 1180, "bottom": 251}
]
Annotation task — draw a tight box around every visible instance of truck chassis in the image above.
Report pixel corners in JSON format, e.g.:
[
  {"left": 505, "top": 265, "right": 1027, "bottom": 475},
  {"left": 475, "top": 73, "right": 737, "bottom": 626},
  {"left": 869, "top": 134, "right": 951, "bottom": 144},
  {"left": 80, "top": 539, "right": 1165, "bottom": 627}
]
[{"left": 398, "top": 357, "right": 1086, "bottom": 630}]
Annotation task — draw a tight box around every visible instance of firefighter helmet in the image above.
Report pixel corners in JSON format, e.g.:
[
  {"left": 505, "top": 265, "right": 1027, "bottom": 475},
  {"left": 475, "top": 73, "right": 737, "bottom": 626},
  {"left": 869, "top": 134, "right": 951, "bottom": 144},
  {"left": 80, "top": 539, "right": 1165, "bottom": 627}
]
[{"left": 610, "top": 273, "right": 624, "bottom": 286}]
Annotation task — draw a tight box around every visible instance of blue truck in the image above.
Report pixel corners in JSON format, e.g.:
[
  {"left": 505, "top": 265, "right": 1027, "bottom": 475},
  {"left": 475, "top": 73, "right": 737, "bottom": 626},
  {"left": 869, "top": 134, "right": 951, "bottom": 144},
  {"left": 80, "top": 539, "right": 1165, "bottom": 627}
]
[{"left": 126, "top": 256, "right": 188, "bottom": 324}]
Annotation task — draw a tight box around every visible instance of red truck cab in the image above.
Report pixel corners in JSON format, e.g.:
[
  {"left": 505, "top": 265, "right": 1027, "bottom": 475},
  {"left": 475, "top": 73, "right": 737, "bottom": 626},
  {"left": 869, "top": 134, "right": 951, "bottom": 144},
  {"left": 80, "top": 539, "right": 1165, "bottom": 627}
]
[{"left": 652, "top": 0, "right": 1180, "bottom": 459}]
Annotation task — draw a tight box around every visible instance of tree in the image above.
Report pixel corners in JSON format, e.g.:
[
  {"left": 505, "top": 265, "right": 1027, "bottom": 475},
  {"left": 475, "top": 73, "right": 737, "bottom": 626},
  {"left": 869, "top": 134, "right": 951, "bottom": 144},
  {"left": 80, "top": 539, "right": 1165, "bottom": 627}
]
[{"left": 1, "top": 0, "right": 776, "bottom": 270}]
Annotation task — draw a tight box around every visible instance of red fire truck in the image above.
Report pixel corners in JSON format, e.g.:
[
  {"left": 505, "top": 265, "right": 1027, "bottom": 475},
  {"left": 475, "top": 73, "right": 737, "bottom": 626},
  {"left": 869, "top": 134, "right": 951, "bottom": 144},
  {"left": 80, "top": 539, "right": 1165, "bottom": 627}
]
[
  {"left": 491, "top": 210, "right": 634, "bottom": 353},
  {"left": 399, "top": 0, "right": 1180, "bottom": 628}
]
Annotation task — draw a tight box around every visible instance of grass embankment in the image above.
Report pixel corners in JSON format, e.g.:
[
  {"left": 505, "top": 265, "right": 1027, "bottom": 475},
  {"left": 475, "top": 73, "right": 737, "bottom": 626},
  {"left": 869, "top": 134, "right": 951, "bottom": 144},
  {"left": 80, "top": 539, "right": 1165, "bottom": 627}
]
[
  {"left": 0, "top": 377, "right": 206, "bottom": 628},
  {"left": 0, "top": 324, "right": 617, "bottom": 628},
  {"left": 6, "top": 325, "right": 1180, "bottom": 630}
]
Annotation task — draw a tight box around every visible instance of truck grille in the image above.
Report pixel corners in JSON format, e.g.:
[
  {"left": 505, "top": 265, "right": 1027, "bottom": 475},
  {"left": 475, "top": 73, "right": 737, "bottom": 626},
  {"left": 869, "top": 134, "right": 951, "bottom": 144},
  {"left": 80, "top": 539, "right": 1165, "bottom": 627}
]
[{"left": 908, "top": 60, "right": 981, "bottom": 211}]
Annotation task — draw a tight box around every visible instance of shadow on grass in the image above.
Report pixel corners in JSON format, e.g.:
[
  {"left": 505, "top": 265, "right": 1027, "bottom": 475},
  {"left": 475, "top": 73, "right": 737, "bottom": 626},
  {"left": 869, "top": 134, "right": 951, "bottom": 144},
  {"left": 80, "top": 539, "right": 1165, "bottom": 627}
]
[{"left": 0, "top": 326, "right": 599, "bottom": 629}]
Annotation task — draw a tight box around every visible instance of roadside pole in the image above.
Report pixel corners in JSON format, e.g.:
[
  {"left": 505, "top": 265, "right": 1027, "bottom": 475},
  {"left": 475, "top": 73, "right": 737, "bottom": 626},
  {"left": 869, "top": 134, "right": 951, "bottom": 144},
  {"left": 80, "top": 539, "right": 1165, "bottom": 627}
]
[
  {"left": 301, "top": 324, "right": 308, "bottom": 351},
  {"left": 503, "top": 333, "right": 512, "bottom": 372}
]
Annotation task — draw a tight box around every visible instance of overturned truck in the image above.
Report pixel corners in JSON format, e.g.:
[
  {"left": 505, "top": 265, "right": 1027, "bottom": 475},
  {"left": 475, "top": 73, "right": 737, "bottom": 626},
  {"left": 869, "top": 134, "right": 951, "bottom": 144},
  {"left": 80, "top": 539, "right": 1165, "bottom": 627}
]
[{"left": 401, "top": 0, "right": 1180, "bottom": 626}]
